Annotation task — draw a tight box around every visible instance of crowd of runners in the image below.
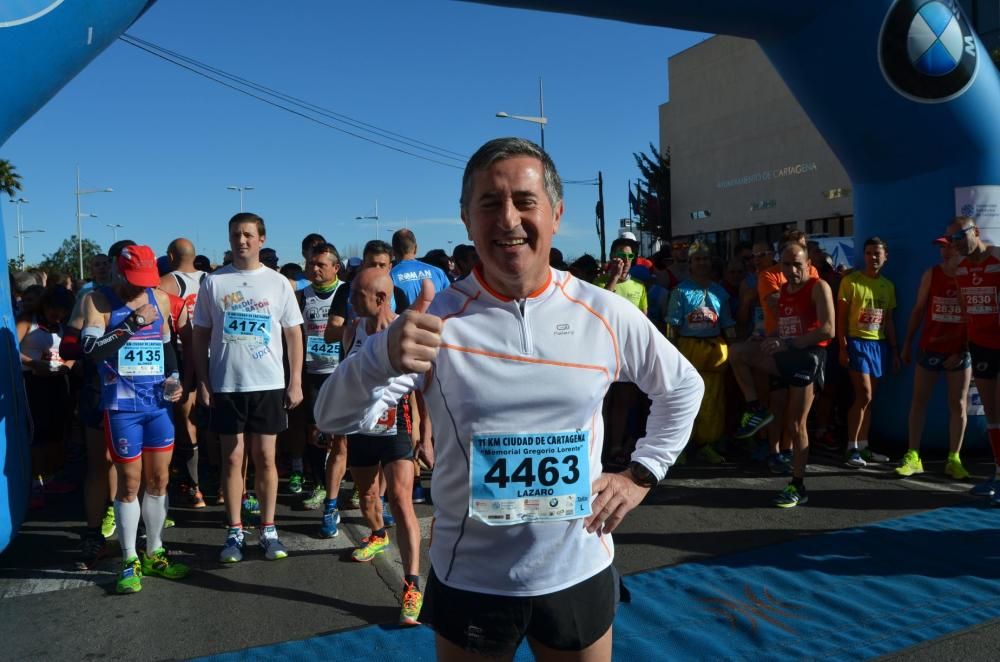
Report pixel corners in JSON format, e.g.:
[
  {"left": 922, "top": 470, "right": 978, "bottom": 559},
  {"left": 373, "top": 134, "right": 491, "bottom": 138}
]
[{"left": 9, "top": 137, "right": 1000, "bottom": 660}]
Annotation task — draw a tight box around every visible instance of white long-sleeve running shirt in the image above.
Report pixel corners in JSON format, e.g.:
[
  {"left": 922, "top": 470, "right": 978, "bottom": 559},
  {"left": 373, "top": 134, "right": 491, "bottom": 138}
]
[{"left": 315, "top": 267, "right": 703, "bottom": 597}]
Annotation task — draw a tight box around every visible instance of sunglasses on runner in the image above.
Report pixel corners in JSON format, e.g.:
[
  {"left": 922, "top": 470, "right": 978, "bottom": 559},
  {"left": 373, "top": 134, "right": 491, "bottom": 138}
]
[
  {"left": 949, "top": 227, "right": 974, "bottom": 242},
  {"left": 612, "top": 251, "right": 634, "bottom": 260}
]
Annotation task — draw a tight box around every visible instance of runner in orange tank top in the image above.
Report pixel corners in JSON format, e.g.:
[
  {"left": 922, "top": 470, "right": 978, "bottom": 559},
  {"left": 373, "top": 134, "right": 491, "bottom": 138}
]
[{"left": 729, "top": 244, "right": 834, "bottom": 507}]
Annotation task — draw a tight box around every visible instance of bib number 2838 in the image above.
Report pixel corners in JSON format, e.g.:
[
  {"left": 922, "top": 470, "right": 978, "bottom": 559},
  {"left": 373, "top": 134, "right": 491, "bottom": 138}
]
[{"left": 469, "top": 430, "right": 590, "bottom": 526}]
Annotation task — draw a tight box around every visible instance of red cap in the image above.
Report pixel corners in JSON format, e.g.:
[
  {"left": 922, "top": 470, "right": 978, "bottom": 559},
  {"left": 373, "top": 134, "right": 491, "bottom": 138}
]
[
  {"left": 931, "top": 236, "right": 950, "bottom": 246},
  {"left": 117, "top": 244, "right": 160, "bottom": 287}
]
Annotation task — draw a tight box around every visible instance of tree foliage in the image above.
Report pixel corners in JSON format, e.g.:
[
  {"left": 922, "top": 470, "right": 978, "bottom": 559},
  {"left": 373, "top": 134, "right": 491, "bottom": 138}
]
[
  {"left": 37, "top": 235, "right": 103, "bottom": 278},
  {"left": 0, "top": 159, "right": 23, "bottom": 198},
  {"left": 632, "top": 143, "right": 672, "bottom": 240}
]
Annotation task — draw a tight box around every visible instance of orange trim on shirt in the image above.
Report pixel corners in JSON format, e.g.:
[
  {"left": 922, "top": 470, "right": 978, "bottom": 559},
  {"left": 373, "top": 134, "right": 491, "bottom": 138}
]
[
  {"left": 472, "top": 264, "right": 552, "bottom": 302},
  {"left": 439, "top": 343, "right": 609, "bottom": 378},
  {"left": 441, "top": 291, "right": 480, "bottom": 324},
  {"left": 555, "top": 275, "right": 621, "bottom": 380}
]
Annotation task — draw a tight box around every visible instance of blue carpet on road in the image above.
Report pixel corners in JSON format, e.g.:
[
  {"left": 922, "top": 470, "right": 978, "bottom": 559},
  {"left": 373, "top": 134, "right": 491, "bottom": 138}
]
[{"left": 198, "top": 504, "right": 1000, "bottom": 661}]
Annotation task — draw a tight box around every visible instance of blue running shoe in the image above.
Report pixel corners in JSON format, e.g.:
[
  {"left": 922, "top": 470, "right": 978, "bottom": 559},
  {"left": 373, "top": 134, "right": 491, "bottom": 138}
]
[
  {"left": 259, "top": 528, "right": 288, "bottom": 561},
  {"left": 767, "top": 453, "right": 791, "bottom": 475},
  {"left": 220, "top": 528, "right": 245, "bottom": 564},
  {"left": 382, "top": 498, "right": 395, "bottom": 528},
  {"left": 735, "top": 408, "right": 774, "bottom": 439},
  {"left": 412, "top": 485, "right": 428, "bottom": 504},
  {"left": 319, "top": 508, "right": 341, "bottom": 538}
]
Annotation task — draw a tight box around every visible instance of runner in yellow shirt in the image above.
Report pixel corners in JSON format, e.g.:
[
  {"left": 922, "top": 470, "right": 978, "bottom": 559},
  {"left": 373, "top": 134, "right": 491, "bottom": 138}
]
[{"left": 837, "top": 237, "right": 899, "bottom": 467}]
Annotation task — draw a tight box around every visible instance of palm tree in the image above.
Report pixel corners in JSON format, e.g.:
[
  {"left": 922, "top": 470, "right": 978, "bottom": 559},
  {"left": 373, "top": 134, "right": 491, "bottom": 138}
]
[{"left": 0, "top": 159, "right": 23, "bottom": 198}]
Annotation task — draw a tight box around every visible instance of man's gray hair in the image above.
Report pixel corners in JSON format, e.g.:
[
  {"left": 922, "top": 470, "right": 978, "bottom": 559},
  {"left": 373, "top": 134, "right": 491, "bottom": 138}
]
[
  {"left": 13, "top": 271, "right": 40, "bottom": 294},
  {"left": 460, "top": 137, "right": 563, "bottom": 211}
]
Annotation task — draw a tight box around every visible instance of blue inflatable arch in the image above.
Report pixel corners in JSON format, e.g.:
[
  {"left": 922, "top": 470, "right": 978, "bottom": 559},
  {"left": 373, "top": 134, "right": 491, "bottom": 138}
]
[{"left": 1, "top": 0, "right": 997, "bottom": 550}]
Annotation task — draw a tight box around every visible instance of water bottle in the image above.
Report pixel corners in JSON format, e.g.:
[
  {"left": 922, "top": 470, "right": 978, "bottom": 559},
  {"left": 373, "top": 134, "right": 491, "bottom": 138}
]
[{"left": 163, "top": 372, "right": 182, "bottom": 401}]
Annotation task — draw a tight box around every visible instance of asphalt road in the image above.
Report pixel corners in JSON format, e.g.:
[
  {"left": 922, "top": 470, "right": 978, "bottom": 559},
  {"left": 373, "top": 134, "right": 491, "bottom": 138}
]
[{"left": 1, "top": 447, "right": 997, "bottom": 660}]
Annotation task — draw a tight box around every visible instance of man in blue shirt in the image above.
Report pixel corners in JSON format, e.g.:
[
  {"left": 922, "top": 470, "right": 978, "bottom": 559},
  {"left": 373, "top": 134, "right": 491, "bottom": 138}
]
[{"left": 390, "top": 229, "right": 450, "bottom": 307}]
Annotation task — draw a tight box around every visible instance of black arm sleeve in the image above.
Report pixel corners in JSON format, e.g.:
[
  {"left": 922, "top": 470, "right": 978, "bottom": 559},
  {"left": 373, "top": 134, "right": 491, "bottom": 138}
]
[
  {"left": 82, "top": 315, "right": 140, "bottom": 359},
  {"left": 163, "top": 340, "right": 178, "bottom": 375},
  {"left": 329, "top": 284, "right": 350, "bottom": 320}
]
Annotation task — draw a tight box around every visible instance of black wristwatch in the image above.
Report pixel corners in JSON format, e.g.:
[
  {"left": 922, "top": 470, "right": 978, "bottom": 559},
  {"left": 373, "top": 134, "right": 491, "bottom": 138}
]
[{"left": 627, "top": 461, "right": 658, "bottom": 489}]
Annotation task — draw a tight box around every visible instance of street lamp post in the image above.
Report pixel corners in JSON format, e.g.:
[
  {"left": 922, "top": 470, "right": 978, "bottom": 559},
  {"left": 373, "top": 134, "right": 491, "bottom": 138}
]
[
  {"left": 355, "top": 199, "right": 380, "bottom": 239},
  {"left": 76, "top": 166, "right": 113, "bottom": 279},
  {"left": 227, "top": 185, "right": 255, "bottom": 212},
  {"left": 496, "top": 77, "right": 547, "bottom": 149},
  {"left": 9, "top": 197, "right": 28, "bottom": 269},
  {"left": 106, "top": 223, "right": 124, "bottom": 242}
]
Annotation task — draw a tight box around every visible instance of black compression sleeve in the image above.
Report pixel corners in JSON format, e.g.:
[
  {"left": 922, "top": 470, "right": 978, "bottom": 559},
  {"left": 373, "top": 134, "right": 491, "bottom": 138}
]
[
  {"left": 82, "top": 316, "right": 140, "bottom": 359},
  {"left": 163, "top": 340, "right": 178, "bottom": 375}
]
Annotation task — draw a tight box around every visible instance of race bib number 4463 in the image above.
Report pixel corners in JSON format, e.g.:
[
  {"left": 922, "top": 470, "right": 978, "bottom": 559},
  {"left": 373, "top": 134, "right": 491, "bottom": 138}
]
[{"left": 469, "top": 430, "right": 591, "bottom": 526}]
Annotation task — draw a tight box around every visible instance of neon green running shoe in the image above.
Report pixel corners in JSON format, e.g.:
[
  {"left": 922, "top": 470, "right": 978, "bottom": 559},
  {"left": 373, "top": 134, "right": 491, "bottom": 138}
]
[
  {"left": 697, "top": 444, "right": 726, "bottom": 465},
  {"left": 773, "top": 483, "right": 808, "bottom": 508},
  {"left": 895, "top": 450, "right": 924, "bottom": 477},
  {"left": 163, "top": 518, "right": 176, "bottom": 529},
  {"left": 116, "top": 556, "right": 143, "bottom": 594},
  {"left": 141, "top": 548, "right": 190, "bottom": 580},
  {"left": 302, "top": 487, "right": 327, "bottom": 511},
  {"left": 944, "top": 454, "right": 970, "bottom": 480},
  {"left": 400, "top": 581, "right": 423, "bottom": 626},
  {"left": 352, "top": 532, "right": 389, "bottom": 562},
  {"left": 101, "top": 505, "right": 116, "bottom": 539}
]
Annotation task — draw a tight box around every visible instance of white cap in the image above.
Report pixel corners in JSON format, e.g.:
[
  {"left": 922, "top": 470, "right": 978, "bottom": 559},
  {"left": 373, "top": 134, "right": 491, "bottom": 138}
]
[{"left": 619, "top": 231, "right": 638, "bottom": 241}]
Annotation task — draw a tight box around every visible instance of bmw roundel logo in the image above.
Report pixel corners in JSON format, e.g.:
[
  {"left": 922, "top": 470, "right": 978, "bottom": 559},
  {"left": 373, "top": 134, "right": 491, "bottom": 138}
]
[
  {"left": 879, "top": 0, "right": 979, "bottom": 103},
  {"left": 961, "top": 203, "right": 976, "bottom": 216},
  {"left": 0, "top": 1, "right": 65, "bottom": 29}
]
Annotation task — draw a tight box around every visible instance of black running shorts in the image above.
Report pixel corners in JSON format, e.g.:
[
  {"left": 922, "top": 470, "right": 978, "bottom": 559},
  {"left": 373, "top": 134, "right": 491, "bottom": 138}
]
[
  {"left": 346, "top": 433, "right": 413, "bottom": 468},
  {"left": 773, "top": 345, "right": 826, "bottom": 389},
  {"left": 970, "top": 343, "right": 1000, "bottom": 380},
  {"left": 209, "top": 389, "right": 287, "bottom": 435},
  {"left": 423, "top": 565, "right": 618, "bottom": 657}
]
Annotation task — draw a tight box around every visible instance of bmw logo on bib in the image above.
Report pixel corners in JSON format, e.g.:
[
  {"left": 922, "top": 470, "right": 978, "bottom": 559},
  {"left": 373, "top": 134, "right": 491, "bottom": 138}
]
[{"left": 879, "top": 0, "right": 979, "bottom": 103}]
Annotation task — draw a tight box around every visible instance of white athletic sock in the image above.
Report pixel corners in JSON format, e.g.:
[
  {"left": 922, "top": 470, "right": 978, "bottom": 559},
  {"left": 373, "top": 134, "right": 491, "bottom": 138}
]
[
  {"left": 848, "top": 441, "right": 859, "bottom": 451},
  {"left": 291, "top": 457, "right": 304, "bottom": 473},
  {"left": 142, "top": 494, "right": 168, "bottom": 554},
  {"left": 114, "top": 499, "right": 141, "bottom": 560},
  {"left": 857, "top": 440, "right": 869, "bottom": 450}
]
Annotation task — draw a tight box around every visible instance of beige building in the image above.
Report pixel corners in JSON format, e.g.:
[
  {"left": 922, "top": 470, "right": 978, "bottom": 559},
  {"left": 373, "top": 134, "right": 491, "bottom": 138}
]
[{"left": 660, "top": 36, "right": 854, "bottom": 255}]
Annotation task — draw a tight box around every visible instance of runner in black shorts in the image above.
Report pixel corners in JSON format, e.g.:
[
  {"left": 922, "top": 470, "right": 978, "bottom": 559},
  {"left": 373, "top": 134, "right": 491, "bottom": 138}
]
[
  {"left": 338, "top": 267, "right": 425, "bottom": 626},
  {"left": 192, "top": 213, "right": 305, "bottom": 564},
  {"left": 730, "top": 244, "right": 834, "bottom": 507}
]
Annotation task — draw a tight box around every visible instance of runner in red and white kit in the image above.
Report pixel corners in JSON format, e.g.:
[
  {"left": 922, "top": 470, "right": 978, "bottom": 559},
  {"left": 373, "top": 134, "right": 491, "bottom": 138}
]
[
  {"left": 315, "top": 137, "right": 703, "bottom": 661},
  {"left": 897, "top": 236, "right": 971, "bottom": 479},
  {"left": 949, "top": 216, "right": 1000, "bottom": 501},
  {"left": 159, "top": 238, "right": 207, "bottom": 507}
]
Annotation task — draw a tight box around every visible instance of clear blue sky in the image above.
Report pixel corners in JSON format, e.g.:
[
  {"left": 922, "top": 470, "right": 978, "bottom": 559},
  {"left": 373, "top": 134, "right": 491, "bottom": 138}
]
[{"left": 2, "top": 1, "right": 706, "bottom": 269}]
